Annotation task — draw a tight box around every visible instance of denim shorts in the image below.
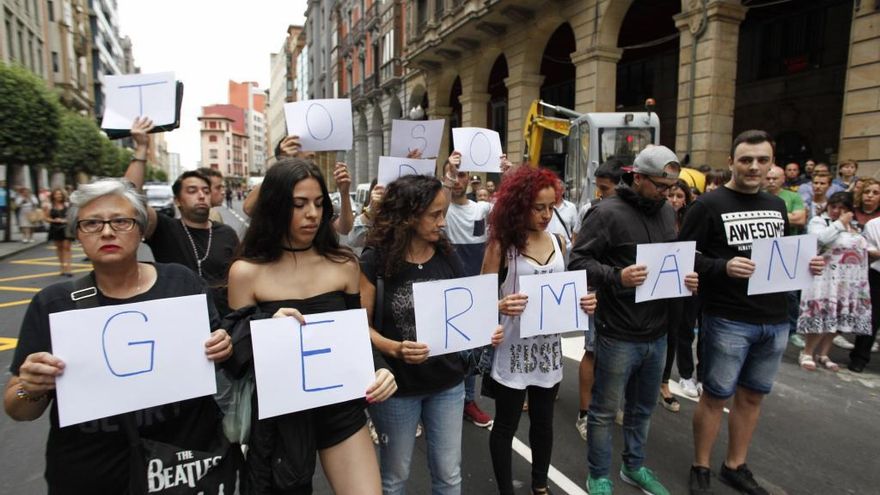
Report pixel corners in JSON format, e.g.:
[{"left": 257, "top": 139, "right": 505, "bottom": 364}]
[
  {"left": 583, "top": 318, "right": 596, "bottom": 353},
  {"left": 701, "top": 314, "right": 788, "bottom": 399}
]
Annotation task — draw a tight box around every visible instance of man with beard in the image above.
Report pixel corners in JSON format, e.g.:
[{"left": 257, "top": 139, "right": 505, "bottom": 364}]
[
  {"left": 125, "top": 118, "right": 240, "bottom": 317},
  {"left": 569, "top": 145, "right": 698, "bottom": 495}
]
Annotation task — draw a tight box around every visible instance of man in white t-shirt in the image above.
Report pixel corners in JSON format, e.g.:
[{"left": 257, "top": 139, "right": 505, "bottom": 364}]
[
  {"left": 442, "top": 150, "right": 494, "bottom": 428},
  {"left": 546, "top": 181, "right": 580, "bottom": 253}
]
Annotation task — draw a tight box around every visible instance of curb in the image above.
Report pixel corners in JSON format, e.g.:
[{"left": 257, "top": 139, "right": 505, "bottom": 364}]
[{"left": 0, "top": 240, "right": 48, "bottom": 262}]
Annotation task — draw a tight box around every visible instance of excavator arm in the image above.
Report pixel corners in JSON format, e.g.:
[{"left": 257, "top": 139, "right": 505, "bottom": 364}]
[{"left": 522, "top": 100, "right": 581, "bottom": 166}]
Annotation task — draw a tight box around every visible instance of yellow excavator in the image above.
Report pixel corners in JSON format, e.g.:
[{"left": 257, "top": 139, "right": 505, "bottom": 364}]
[{"left": 522, "top": 99, "right": 704, "bottom": 208}]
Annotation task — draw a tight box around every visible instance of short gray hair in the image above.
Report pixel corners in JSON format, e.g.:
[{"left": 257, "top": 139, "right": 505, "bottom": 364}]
[{"left": 68, "top": 179, "right": 148, "bottom": 232}]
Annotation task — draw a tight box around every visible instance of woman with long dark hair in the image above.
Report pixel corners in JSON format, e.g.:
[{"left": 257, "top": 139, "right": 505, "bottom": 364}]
[
  {"left": 481, "top": 166, "right": 596, "bottom": 495},
  {"left": 360, "top": 174, "right": 495, "bottom": 494},
  {"left": 44, "top": 188, "right": 74, "bottom": 276},
  {"left": 227, "top": 158, "right": 396, "bottom": 494}
]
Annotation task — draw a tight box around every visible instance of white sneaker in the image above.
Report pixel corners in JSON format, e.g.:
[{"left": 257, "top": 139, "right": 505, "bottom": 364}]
[
  {"left": 696, "top": 381, "right": 703, "bottom": 396},
  {"left": 679, "top": 377, "right": 700, "bottom": 398},
  {"left": 833, "top": 335, "right": 855, "bottom": 350},
  {"left": 872, "top": 341, "right": 879, "bottom": 353},
  {"left": 575, "top": 414, "right": 588, "bottom": 441},
  {"left": 614, "top": 409, "right": 624, "bottom": 426}
]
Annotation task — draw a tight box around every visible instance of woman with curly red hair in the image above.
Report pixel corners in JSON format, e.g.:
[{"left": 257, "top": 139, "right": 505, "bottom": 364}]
[{"left": 481, "top": 166, "right": 596, "bottom": 495}]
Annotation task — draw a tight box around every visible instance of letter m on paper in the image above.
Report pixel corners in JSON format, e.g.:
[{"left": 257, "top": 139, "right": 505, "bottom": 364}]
[{"left": 540, "top": 282, "right": 579, "bottom": 330}]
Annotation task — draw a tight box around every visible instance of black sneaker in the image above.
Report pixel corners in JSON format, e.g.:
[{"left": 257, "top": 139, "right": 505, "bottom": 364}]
[
  {"left": 689, "top": 466, "right": 713, "bottom": 495},
  {"left": 719, "top": 463, "right": 768, "bottom": 495}
]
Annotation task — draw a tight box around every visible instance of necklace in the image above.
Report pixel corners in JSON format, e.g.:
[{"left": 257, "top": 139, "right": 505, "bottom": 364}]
[
  {"left": 408, "top": 246, "right": 434, "bottom": 270},
  {"left": 180, "top": 220, "right": 213, "bottom": 277},
  {"left": 99, "top": 265, "right": 142, "bottom": 298},
  {"left": 282, "top": 244, "right": 313, "bottom": 253}
]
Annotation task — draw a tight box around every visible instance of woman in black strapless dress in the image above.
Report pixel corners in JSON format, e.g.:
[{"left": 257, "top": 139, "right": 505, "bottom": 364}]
[
  {"left": 227, "top": 158, "right": 396, "bottom": 495},
  {"left": 45, "top": 188, "right": 73, "bottom": 276}
]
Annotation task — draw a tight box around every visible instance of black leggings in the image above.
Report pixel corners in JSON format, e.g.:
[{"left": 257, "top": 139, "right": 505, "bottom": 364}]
[
  {"left": 489, "top": 381, "right": 560, "bottom": 495},
  {"left": 662, "top": 296, "right": 700, "bottom": 383}
]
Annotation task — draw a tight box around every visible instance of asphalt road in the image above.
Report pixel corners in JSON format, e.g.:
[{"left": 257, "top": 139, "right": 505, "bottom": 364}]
[{"left": 1, "top": 201, "right": 879, "bottom": 494}]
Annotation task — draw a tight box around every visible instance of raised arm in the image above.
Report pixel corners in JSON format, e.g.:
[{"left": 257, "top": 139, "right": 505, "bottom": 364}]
[
  {"left": 122, "top": 117, "right": 159, "bottom": 238},
  {"left": 331, "top": 162, "right": 354, "bottom": 235}
]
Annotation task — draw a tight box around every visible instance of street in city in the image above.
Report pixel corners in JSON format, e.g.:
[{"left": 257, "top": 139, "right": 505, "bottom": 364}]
[{"left": 0, "top": 201, "right": 878, "bottom": 495}]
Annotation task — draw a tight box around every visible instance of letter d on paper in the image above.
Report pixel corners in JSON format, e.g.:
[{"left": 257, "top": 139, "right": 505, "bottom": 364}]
[
  {"left": 300, "top": 319, "right": 343, "bottom": 392},
  {"left": 102, "top": 310, "right": 155, "bottom": 377}
]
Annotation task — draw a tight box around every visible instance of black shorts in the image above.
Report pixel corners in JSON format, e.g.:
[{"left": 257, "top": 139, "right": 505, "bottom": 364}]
[{"left": 314, "top": 399, "right": 368, "bottom": 450}]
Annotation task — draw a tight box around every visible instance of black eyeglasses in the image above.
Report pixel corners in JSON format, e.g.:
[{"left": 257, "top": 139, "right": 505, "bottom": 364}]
[
  {"left": 76, "top": 218, "right": 138, "bottom": 233},
  {"left": 645, "top": 176, "right": 674, "bottom": 193}
]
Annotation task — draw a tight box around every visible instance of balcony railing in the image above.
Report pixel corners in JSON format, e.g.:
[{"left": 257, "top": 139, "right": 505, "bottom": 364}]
[
  {"left": 380, "top": 59, "right": 402, "bottom": 88},
  {"left": 363, "top": 73, "right": 379, "bottom": 96},
  {"left": 365, "top": 2, "right": 380, "bottom": 30}
]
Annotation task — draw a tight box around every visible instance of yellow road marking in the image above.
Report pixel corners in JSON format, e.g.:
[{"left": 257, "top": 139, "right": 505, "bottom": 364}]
[
  {"left": 0, "top": 286, "right": 41, "bottom": 293},
  {"left": 0, "top": 337, "right": 16, "bottom": 351},
  {"left": 0, "top": 299, "right": 32, "bottom": 308},
  {"left": 11, "top": 256, "right": 58, "bottom": 262},
  {"left": 11, "top": 260, "right": 92, "bottom": 267},
  {"left": 0, "top": 268, "right": 91, "bottom": 283}
]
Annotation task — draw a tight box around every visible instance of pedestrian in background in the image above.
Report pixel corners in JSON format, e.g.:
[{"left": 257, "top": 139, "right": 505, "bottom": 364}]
[
  {"left": 44, "top": 188, "right": 73, "bottom": 277},
  {"left": 797, "top": 191, "right": 870, "bottom": 372},
  {"left": 15, "top": 187, "right": 40, "bottom": 243}
]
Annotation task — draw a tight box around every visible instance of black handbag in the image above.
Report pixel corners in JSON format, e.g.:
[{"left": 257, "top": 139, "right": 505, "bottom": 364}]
[{"left": 70, "top": 273, "right": 243, "bottom": 495}]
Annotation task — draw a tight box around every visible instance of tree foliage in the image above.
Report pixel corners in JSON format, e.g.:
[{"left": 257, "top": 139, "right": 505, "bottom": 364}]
[
  {"left": 53, "top": 109, "right": 104, "bottom": 181},
  {"left": 0, "top": 63, "right": 60, "bottom": 166}
]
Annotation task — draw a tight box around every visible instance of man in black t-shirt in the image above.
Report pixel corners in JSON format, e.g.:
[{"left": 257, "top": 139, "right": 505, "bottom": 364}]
[
  {"left": 125, "top": 119, "right": 239, "bottom": 317},
  {"left": 679, "top": 130, "right": 824, "bottom": 495}
]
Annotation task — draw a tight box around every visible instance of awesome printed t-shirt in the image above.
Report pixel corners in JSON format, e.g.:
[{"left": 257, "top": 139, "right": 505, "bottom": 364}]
[
  {"left": 10, "top": 263, "right": 223, "bottom": 493},
  {"left": 360, "top": 248, "right": 466, "bottom": 396},
  {"left": 679, "top": 186, "right": 790, "bottom": 323},
  {"left": 445, "top": 200, "right": 492, "bottom": 276}
]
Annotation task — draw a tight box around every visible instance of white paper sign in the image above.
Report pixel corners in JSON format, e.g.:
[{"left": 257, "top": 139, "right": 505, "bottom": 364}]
[
  {"left": 452, "top": 128, "right": 503, "bottom": 172},
  {"left": 49, "top": 294, "right": 216, "bottom": 427},
  {"left": 413, "top": 274, "right": 499, "bottom": 356},
  {"left": 748, "top": 234, "right": 817, "bottom": 295},
  {"left": 284, "top": 99, "right": 353, "bottom": 151},
  {"left": 519, "top": 270, "right": 589, "bottom": 338},
  {"left": 377, "top": 156, "right": 436, "bottom": 186},
  {"left": 250, "top": 309, "right": 375, "bottom": 419},
  {"left": 635, "top": 241, "right": 697, "bottom": 303},
  {"left": 390, "top": 119, "right": 445, "bottom": 158},
  {"left": 100, "top": 72, "right": 177, "bottom": 129}
]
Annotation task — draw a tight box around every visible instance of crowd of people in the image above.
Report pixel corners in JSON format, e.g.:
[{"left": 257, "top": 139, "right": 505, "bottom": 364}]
[{"left": 3, "top": 117, "right": 877, "bottom": 495}]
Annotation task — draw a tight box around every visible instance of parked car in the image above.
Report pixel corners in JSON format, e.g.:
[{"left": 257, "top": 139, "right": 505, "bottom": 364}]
[{"left": 144, "top": 184, "right": 175, "bottom": 217}]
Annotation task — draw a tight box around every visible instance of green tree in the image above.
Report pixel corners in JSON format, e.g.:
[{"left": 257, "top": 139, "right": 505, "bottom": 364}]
[
  {"left": 53, "top": 109, "right": 103, "bottom": 183},
  {"left": 149, "top": 167, "right": 168, "bottom": 183},
  {"left": 0, "top": 63, "right": 60, "bottom": 240},
  {"left": 94, "top": 136, "right": 129, "bottom": 178}
]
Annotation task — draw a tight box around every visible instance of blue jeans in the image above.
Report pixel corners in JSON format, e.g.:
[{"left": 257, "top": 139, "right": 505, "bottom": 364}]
[
  {"left": 701, "top": 314, "right": 788, "bottom": 398},
  {"left": 464, "top": 374, "right": 476, "bottom": 402},
  {"left": 369, "top": 381, "right": 465, "bottom": 495},
  {"left": 587, "top": 334, "right": 667, "bottom": 478}
]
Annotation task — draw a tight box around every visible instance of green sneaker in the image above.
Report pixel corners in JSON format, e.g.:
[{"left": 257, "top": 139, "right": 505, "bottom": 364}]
[
  {"left": 619, "top": 466, "right": 669, "bottom": 495},
  {"left": 587, "top": 476, "right": 613, "bottom": 495}
]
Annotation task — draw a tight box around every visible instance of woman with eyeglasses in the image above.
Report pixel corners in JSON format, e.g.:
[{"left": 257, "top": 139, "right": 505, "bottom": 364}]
[{"left": 3, "top": 179, "right": 233, "bottom": 493}]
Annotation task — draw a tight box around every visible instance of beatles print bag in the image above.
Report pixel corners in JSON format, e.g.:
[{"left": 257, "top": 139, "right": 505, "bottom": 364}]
[{"left": 71, "top": 274, "right": 243, "bottom": 495}]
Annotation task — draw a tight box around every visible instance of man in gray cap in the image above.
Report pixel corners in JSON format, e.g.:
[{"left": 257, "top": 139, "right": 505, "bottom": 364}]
[{"left": 569, "top": 145, "right": 699, "bottom": 495}]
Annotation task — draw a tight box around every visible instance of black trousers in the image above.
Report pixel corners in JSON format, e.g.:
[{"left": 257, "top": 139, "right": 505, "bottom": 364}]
[
  {"left": 662, "top": 296, "right": 700, "bottom": 382},
  {"left": 851, "top": 269, "right": 880, "bottom": 366},
  {"left": 489, "top": 381, "right": 559, "bottom": 495}
]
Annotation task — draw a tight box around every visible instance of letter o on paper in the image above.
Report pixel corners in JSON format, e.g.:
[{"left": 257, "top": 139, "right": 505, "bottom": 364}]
[
  {"left": 305, "top": 104, "right": 334, "bottom": 141},
  {"left": 469, "top": 132, "right": 491, "bottom": 166}
]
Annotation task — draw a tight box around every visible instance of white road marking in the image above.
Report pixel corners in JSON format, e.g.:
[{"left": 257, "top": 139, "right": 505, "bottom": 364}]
[{"left": 512, "top": 436, "right": 588, "bottom": 495}]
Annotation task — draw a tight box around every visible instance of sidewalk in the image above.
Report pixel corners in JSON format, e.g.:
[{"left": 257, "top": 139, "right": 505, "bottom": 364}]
[{"left": 0, "top": 231, "right": 49, "bottom": 261}]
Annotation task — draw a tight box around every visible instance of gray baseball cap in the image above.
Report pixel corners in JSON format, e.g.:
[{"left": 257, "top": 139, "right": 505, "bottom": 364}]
[{"left": 633, "top": 145, "right": 680, "bottom": 179}]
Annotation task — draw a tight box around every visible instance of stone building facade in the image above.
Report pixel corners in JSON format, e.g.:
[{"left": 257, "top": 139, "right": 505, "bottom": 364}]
[{"left": 400, "top": 0, "right": 880, "bottom": 176}]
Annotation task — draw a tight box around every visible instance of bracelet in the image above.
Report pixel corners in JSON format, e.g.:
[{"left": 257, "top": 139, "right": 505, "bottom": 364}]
[
  {"left": 16, "top": 386, "right": 46, "bottom": 402},
  {"left": 131, "top": 157, "right": 146, "bottom": 162}
]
